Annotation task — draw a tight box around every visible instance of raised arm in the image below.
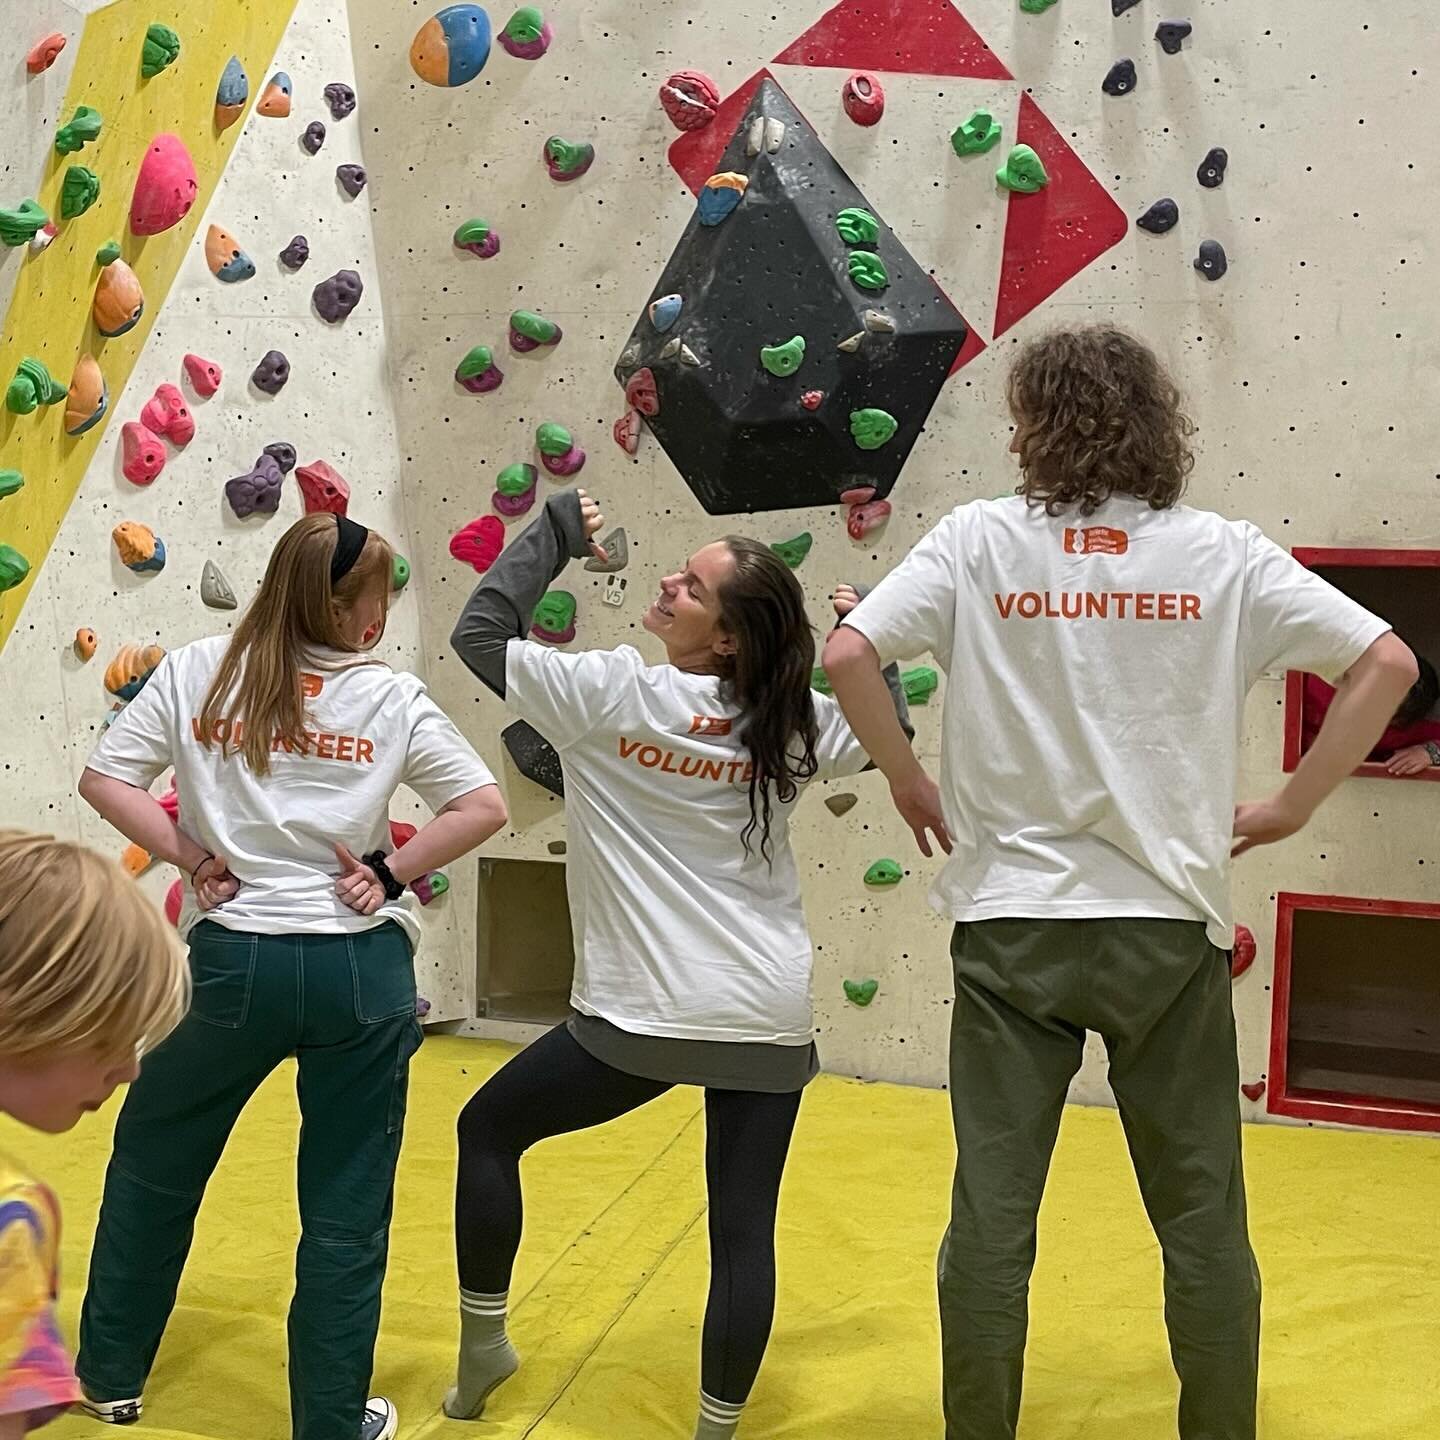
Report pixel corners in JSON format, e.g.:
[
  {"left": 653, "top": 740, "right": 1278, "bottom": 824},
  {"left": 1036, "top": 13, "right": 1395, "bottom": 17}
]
[{"left": 831, "top": 582, "right": 914, "bottom": 746}]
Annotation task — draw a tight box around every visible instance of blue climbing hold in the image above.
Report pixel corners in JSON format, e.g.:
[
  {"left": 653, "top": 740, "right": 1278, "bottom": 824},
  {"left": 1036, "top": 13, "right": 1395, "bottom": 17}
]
[{"left": 649, "top": 293, "right": 683, "bottom": 332}]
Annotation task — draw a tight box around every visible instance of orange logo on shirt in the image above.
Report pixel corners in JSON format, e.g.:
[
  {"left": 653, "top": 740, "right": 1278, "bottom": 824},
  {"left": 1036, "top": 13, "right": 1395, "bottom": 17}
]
[
  {"left": 688, "top": 715, "right": 733, "bottom": 736},
  {"left": 300, "top": 672, "right": 324, "bottom": 698},
  {"left": 1063, "top": 526, "right": 1129, "bottom": 556}
]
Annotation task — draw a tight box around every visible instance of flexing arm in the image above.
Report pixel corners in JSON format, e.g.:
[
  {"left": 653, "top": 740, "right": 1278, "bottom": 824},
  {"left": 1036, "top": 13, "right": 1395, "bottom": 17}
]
[{"left": 831, "top": 583, "right": 914, "bottom": 745}]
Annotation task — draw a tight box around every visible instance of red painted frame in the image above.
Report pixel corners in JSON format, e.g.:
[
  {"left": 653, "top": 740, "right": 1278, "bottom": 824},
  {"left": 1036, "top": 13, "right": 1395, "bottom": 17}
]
[
  {"left": 1269, "top": 891, "right": 1440, "bottom": 1134},
  {"left": 1282, "top": 547, "right": 1440, "bottom": 782}
]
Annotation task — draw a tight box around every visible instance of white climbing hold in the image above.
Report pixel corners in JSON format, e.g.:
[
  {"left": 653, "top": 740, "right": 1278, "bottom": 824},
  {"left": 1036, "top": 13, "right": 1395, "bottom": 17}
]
[
  {"left": 863, "top": 309, "right": 895, "bottom": 333},
  {"left": 837, "top": 332, "right": 865, "bottom": 353},
  {"left": 659, "top": 336, "right": 681, "bottom": 360},
  {"left": 200, "top": 558, "right": 237, "bottom": 610},
  {"left": 764, "top": 117, "right": 785, "bottom": 153},
  {"left": 678, "top": 343, "right": 701, "bottom": 366},
  {"left": 619, "top": 342, "right": 641, "bottom": 368},
  {"left": 746, "top": 115, "right": 765, "bottom": 157}
]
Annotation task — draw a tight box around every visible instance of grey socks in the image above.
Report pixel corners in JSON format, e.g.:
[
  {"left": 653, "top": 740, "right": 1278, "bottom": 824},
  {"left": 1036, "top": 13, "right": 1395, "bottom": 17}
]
[
  {"left": 443, "top": 1288, "right": 520, "bottom": 1420},
  {"left": 694, "top": 1392, "right": 745, "bottom": 1439}
]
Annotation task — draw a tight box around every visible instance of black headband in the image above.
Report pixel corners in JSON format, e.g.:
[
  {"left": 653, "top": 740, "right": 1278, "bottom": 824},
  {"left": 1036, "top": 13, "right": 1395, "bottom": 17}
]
[{"left": 330, "top": 513, "right": 369, "bottom": 584}]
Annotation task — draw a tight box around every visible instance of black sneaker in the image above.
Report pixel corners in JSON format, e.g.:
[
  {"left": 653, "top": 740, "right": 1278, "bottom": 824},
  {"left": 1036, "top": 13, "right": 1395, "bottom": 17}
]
[
  {"left": 360, "top": 1397, "right": 398, "bottom": 1440},
  {"left": 78, "top": 1393, "right": 143, "bottom": 1425}
]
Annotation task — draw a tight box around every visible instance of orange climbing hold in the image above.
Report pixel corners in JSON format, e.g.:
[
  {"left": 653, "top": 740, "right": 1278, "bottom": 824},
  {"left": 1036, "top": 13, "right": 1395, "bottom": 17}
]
[
  {"left": 73, "top": 627, "right": 97, "bottom": 662},
  {"left": 103, "top": 642, "right": 165, "bottom": 700},
  {"left": 26, "top": 33, "right": 66, "bottom": 74},
  {"left": 93, "top": 256, "right": 145, "bottom": 338},
  {"left": 120, "top": 843, "right": 152, "bottom": 878}
]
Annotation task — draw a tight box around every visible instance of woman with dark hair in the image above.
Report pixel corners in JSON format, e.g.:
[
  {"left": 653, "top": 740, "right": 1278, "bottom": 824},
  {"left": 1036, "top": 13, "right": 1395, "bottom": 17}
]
[
  {"left": 1301, "top": 651, "right": 1440, "bottom": 774},
  {"left": 446, "top": 491, "right": 910, "bottom": 1439}
]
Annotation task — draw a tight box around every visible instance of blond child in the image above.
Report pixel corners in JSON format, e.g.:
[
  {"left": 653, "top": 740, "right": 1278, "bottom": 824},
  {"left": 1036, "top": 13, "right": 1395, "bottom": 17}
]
[{"left": 0, "top": 831, "right": 187, "bottom": 1437}]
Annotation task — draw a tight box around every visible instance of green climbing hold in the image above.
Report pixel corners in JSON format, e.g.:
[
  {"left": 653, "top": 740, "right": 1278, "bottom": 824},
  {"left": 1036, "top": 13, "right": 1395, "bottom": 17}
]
[
  {"left": 864, "top": 859, "right": 903, "bottom": 887},
  {"left": 535, "top": 422, "right": 574, "bottom": 457},
  {"left": 532, "top": 590, "right": 577, "bottom": 635},
  {"left": 811, "top": 666, "right": 833, "bottom": 696},
  {"left": 456, "top": 345, "right": 495, "bottom": 379},
  {"left": 902, "top": 666, "right": 939, "bottom": 705},
  {"left": 951, "top": 110, "right": 1003, "bottom": 157},
  {"left": 141, "top": 23, "right": 181, "bottom": 77},
  {"left": 844, "top": 978, "right": 880, "bottom": 1007},
  {"left": 0, "top": 199, "right": 49, "bottom": 247},
  {"left": 496, "top": 462, "right": 538, "bottom": 496},
  {"left": 850, "top": 408, "right": 898, "bottom": 451},
  {"left": 835, "top": 207, "right": 879, "bottom": 247},
  {"left": 6, "top": 358, "right": 67, "bottom": 416},
  {"left": 760, "top": 335, "right": 806, "bottom": 377},
  {"left": 770, "top": 533, "right": 813, "bottom": 569},
  {"left": 392, "top": 553, "right": 411, "bottom": 591},
  {"left": 1019, "top": 0, "right": 1060, "bottom": 11},
  {"left": 847, "top": 251, "right": 889, "bottom": 292},
  {"left": 0, "top": 471, "right": 23, "bottom": 500},
  {"left": 61, "top": 166, "right": 101, "bottom": 221},
  {"left": 997, "top": 144, "right": 1049, "bottom": 193},
  {"left": 503, "top": 6, "right": 547, "bottom": 43},
  {"left": 55, "top": 105, "right": 103, "bottom": 156},
  {"left": 0, "top": 545, "right": 31, "bottom": 594},
  {"left": 510, "top": 309, "right": 561, "bottom": 346},
  {"left": 96, "top": 240, "right": 122, "bottom": 266}
]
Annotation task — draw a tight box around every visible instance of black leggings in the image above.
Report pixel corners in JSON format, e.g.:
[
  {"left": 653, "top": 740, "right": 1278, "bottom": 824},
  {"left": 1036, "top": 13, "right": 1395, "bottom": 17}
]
[{"left": 455, "top": 1023, "right": 803, "bottom": 1404}]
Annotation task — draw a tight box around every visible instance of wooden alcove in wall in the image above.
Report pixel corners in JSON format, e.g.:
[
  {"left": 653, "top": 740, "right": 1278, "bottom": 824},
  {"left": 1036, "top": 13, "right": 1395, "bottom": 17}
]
[{"left": 475, "top": 857, "right": 574, "bottom": 1025}]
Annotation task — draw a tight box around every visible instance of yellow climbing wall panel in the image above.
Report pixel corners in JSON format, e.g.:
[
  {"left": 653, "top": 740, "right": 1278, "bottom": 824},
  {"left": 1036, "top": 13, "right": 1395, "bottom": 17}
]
[{"left": 0, "top": 0, "right": 298, "bottom": 654}]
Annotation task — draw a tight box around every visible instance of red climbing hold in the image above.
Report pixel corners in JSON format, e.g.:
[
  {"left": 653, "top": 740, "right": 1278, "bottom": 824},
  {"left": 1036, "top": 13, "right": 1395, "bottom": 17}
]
[
  {"left": 1240, "top": 1081, "right": 1267, "bottom": 1103},
  {"left": 389, "top": 820, "right": 418, "bottom": 849},
  {"left": 624, "top": 366, "right": 659, "bottom": 417},
  {"left": 121, "top": 422, "right": 165, "bottom": 485},
  {"left": 183, "top": 353, "right": 222, "bottom": 397},
  {"left": 450, "top": 514, "right": 505, "bottom": 574},
  {"left": 139, "top": 383, "right": 194, "bottom": 445},
  {"left": 801, "top": 390, "right": 824, "bottom": 411},
  {"left": 847, "top": 499, "right": 892, "bottom": 540},
  {"left": 129, "top": 133, "right": 199, "bottom": 236},
  {"left": 164, "top": 877, "right": 183, "bottom": 927},
  {"left": 842, "top": 72, "right": 885, "bottom": 127},
  {"left": 1230, "top": 924, "right": 1256, "bottom": 980},
  {"left": 613, "top": 408, "right": 641, "bottom": 455},
  {"left": 296, "top": 459, "right": 351, "bottom": 516},
  {"left": 660, "top": 70, "right": 720, "bottom": 132}
]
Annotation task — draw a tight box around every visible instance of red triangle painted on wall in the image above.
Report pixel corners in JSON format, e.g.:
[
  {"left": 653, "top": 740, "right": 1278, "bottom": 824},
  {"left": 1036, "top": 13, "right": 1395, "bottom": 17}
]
[
  {"left": 772, "top": 0, "right": 1012, "bottom": 80},
  {"left": 992, "top": 92, "right": 1129, "bottom": 338},
  {"left": 668, "top": 69, "right": 773, "bottom": 196}
]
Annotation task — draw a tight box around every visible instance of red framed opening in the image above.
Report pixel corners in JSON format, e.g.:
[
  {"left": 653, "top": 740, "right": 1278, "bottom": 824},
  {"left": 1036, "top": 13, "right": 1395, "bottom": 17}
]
[
  {"left": 1281, "top": 548, "right": 1440, "bottom": 783},
  {"left": 1269, "top": 892, "right": 1440, "bottom": 1134}
]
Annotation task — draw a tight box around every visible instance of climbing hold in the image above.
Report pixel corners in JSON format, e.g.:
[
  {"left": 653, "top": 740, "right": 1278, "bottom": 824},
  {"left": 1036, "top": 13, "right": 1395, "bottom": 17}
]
[
  {"left": 26, "top": 33, "right": 66, "bottom": 73},
  {"left": 183, "top": 353, "right": 222, "bottom": 397},
  {"left": 509, "top": 310, "right": 563, "bottom": 352},
  {"left": 60, "top": 165, "right": 100, "bottom": 221},
  {"left": 120, "top": 423, "right": 166, "bottom": 485},
  {"left": 584, "top": 527, "right": 629, "bottom": 573},
  {"left": 96, "top": 240, "right": 121, "bottom": 266},
  {"left": 264, "top": 441, "right": 297, "bottom": 475},
  {"left": 456, "top": 345, "right": 503, "bottom": 394},
  {"left": 450, "top": 514, "right": 505, "bottom": 573},
  {"left": 761, "top": 336, "right": 806, "bottom": 378},
  {"left": 0, "top": 199, "right": 48, "bottom": 247},
  {"left": 324, "top": 82, "right": 356, "bottom": 119},
  {"left": 850, "top": 408, "right": 898, "bottom": 451},
  {"left": 500, "top": 6, "right": 552, "bottom": 58},
  {"left": 864, "top": 859, "right": 903, "bottom": 887},
  {"left": 411, "top": 871, "right": 449, "bottom": 906},
  {"left": 659, "top": 337, "right": 681, "bottom": 361},
  {"left": 336, "top": 163, "right": 367, "bottom": 198},
  {"left": 997, "top": 144, "right": 1049, "bottom": 193},
  {"left": 800, "top": 390, "right": 824, "bottom": 411},
  {"left": 1194, "top": 239, "right": 1227, "bottom": 281},
  {"left": 141, "top": 23, "right": 180, "bottom": 78},
  {"left": 93, "top": 254, "right": 144, "bottom": 336},
  {"left": 200, "top": 559, "right": 237, "bottom": 610},
  {"left": 1240, "top": 1081, "right": 1267, "bottom": 1103},
  {"left": 130, "top": 135, "right": 198, "bottom": 236},
  {"left": 492, "top": 462, "right": 538, "bottom": 517},
  {"left": 279, "top": 235, "right": 310, "bottom": 270},
  {"left": 531, "top": 590, "right": 577, "bottom": 644},
  {"left": 1020, "top": 0, "right": 1060, "bottom": 10},
  {"left": 1230, "top": 925, "right": 1256, "bottom": 979},
  {"left": 840, "top": 486, "right": 876, "bottom": 505},
  {"left": 863, "top": 309, "right": 896, "bottom": 333},
  {"left": 139, "top": 383, "right": 194, "bottom": 445},
  {"left": 313, "top": 269, "right": 364, "bottom": 322},
  {"left": 225, "top": 455, "right": 284, "bottom": 519},
  {"left": 454, "top": 218, "right": 500, "bottom": 258},
  {"left": 120, "top": 843, "right": 152, "bottom": 879},
  {"left": 1102, "top": 59, "right": 1138, "bottom": 96},
  {"left": 536, "top": 422, "right": 586, "bottom": 477},
  {"left": 677, "top": 343, "right": 702, "bottom": 367},
  {"left": 0, "top": 471, "right": 21, "bottom": 499},
  {"left": 301, "top": 121, "right": 327, "bottom": 154},
  {"left": 1113, "top": 0, "right": 1142, "bottom": 11},
  {"left": 250, "top": 350, "right": 291, "bottom": 396},
  {"left": 835, "top": 207, "right": 879, "bottom": 247},
  {"left": 842, "top": 72, "right": 885, "bottom": 126},
  {"left": 824, "top": 792, "right": 858, "bottom": 817},
  {"left": 770, "top": 533, "right": 813, "bottom": 569},
  {"left": 258, "top": 71, "right": 292, "bottom": 117},
  {"left": 837, "top": 333, "right": 865, "bottom": 354},
  {"left": 162, "top": 878, "right": 183, "bottom": 928},
  {"left": 902, "top": 666, "right": 939, "bottom": 704},
  {"left": 112, "top": 522, "right": 165, "bottom": 573},
  {"left": 30, "top": 223, "right": 57, "bottom": 253},
  {"left": 1137, "top": 197, "right": 1179, "bottom": 234},
  {"left": 1197, "top": 146, "right": 1228, "bottom": 188},
  {"left": 847, "top": 499, "right": 892, "bottom": 540},
  {"left": 6, "top": 357, "right": 65, "bottom": 415},
  {"left": 648, "top": 294, "right": 683, "bottom": 332},
  {"left": 503, "top": 719, "right": 564, "bottom": 797},
  {"left": 55, "top": 105, "right": 102, "bottom": 155},
  {"left": 814, "top": 669, "right": 835, "bottom": 696},
  {"left": 844, "top": 978, "right": 879, "bottom": 1007},
  {"left": 205, "top": 224, "right": 255, "bottom": 283},
  {"left": 412, "top": 4, "right": 492, "bottom": 86},
  {"left": 746, "top": 115, "right": 787, "bottom": 155},
  {"left": 624, "top": 367, "right": 659, "bottom": 417},
  {"left": 847, "top": 251, "right": 889, "bottom": 292},
  {"left": 544, "top": 135, "right": 594, "bottom": 182},
  {"left": 698, "top": 172, "right": 748, "bottom": 226},
  {"left": 214, "top": 56, "right": 249, "bottom": 130},
  {"left": 613, "top": 409, "right": 642, "bottom": 456},
  {"left": 392, "top": 554, "right": 411, "bottom": 591},
  {"left": 660, "top": 69, "right": 721, "bottom": 133},
  {"left": 296, "top": 460, "right": 351, "bottom": 516},
  {"left": 104, "top": 644, "right": 165, "bottom": 702},
  {"left": 618, "top": 342, "right": 641, "bottom": 369},
  {"left": 74, "top": 628, "right": 98, "bottom": 662},
  {"left": 1156, "top": 19, "right": 1192, "bottom": 53},
  {"left": 0, "top": 546, "right": 30, "bottom": 593},
  {"left": 951, "top": 110, "right": 1003, "bottom": 156}
]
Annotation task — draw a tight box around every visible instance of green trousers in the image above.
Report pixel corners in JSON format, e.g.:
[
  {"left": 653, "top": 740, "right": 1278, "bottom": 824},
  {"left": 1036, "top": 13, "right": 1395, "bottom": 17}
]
[
  {"left": 939, "top": 919, "right": 1261, "bottom": 1440},
  {"left": 77, "top": 921, "right": 421, "bottom": 1440}
]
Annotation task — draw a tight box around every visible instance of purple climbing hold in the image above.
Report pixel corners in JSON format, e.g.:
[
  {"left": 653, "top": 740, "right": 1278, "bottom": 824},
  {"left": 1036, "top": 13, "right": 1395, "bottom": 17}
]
[
  {"left": 225, "top": 454, "right": 284, "bottom": 518},
  {"left": 313, "top": 269, "right": 363, "bottom": 322},
  {"left": 324, "top": 82, "right": 356, "bottom": 120},
  {"left": 251, "top": 350, "right": 290, "bottom": 395},
  {"left": 279, "top": 234, "right": 310, "bottom": 270},
  {"left": 1156, "top": 19, "right": 1192, "bottom": 54},
  {"left": 263, "top": 441, "right": 297, "bottom": 474},
  {"left": 336, "top": 163, "right": 367, "bottom": 198},
  {"left": 301, "top": 121, "right": 327, "bottom": 154}
]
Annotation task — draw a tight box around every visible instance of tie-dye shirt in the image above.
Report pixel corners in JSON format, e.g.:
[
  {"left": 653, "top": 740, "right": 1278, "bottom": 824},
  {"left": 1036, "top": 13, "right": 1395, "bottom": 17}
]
[{"left": 0, "top": 1156, "right": 79, "bottom": 1430}]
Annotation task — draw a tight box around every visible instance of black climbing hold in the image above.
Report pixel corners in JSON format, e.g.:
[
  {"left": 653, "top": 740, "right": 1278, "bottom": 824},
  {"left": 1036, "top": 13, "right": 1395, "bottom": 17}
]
[
  {"left": 1112, "top": 0, "right": 1143, "bottom": 12},
  {"left": 1197, "top": 147, "right": 1228, "bottom": 189},
  {"left": 1194, "top": 239, "right": 1227, "bottom": 281},
  {"left": 1156, "top": 19, "right": 1192, "bottom": 54},
  {"left": 1102, "top": 59, "right": 1138, "bottom": 96},
  {"left": 1137, "top": 198, "right": 1180, "bottom": 234},
  {"left": 503, "top": 719, "right": 564, "bottom": 797},
  {"left": 825, "top": 793, "right": 859, "bottom": 817},
  {"left": 611, "top": 76, "right": 968, "bottom": 516}
]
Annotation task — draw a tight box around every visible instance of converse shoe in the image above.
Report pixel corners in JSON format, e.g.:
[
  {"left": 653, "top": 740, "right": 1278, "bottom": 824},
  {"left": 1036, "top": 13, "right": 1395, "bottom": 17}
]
[
  {"left": 78, "top": 1392, "right": 142, "bottom": 1425},
  {"left": 360, "top": 1397, "right": 398, "bottom": 1440}
]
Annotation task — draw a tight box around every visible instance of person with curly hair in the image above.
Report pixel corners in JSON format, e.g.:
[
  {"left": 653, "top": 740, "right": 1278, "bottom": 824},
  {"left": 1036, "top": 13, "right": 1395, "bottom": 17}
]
[{"left": 822, "top": 325, "right": 1419, "bottom": 1440}]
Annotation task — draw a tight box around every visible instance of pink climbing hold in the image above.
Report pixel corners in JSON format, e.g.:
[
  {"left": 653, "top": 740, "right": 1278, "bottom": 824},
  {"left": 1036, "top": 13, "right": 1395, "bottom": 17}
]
[
  {"left": 1231, "top": 924, "right": 1256, "bottom": 979},
  {"left": 164, "top": 876, "right": 183, "bottom": 927},
  {"left": 296, "top": 459, "right": 351, "bottom": 516},
  {"left": 660, "top": 70, "right": 720, "bottom": 131},
  {"left": 840, "top": 486, "right": 876, "bottom": 505},
  {"left": 612, "top": 409, "right": 641, "bottom": 456},
  {"left": 801, "top": 391, "right": 825, "bottom": 411},
  {"left": 624, "top": 366, "right": 659, "bottom": 417},
  {"left": 139, "top": 383, "right": 194, "bottom": 445},
  {"left": 842, "top": 71, "right": 886, "bottom": 126},
  {"left": 121, "top": 423, "right": 166, "bottom": 485},
  {"left": 450, "top": 515, "right": 505, "bottom": 574},
  {"left": 157, "top": 782, "right": 179, "bottom": 821},
  {"left": 183, "top": 353, "right": 222, "bottom": 397},
  {"left": 389, "top": 820, "right": 418, "bottom": 849},
  {"left": 129, "top": 133, "right": 199, "bottom": 236},
  {"left": 847, "top": 499, "right": 892, "bottom": 540}
]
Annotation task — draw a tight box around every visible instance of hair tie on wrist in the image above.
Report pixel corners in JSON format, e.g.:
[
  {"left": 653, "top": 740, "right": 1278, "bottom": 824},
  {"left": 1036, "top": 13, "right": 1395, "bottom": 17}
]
[
  {"left": 331, "top": 513, "right": 369, "bottom": 584},
  {"left": 190, "top": 855, "right": 212, "bottom": 882}
]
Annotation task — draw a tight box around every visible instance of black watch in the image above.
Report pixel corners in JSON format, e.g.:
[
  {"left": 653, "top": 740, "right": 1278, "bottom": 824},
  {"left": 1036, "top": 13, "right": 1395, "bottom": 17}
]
[{"left": 362, "top": 851, "right": 406, "bottom": 902}]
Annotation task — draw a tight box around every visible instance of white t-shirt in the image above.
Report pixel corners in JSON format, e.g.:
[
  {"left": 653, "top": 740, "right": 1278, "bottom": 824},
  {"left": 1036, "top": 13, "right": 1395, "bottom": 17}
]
[
  {"left": 843, "top": 496, "right": 1391, "bottom": 948},
  {"left": 506, "top": 640, "right": 870, "bottom": 1045},
  {"left": 87, "top": 635, "right": 497, "bottom": 947}
]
